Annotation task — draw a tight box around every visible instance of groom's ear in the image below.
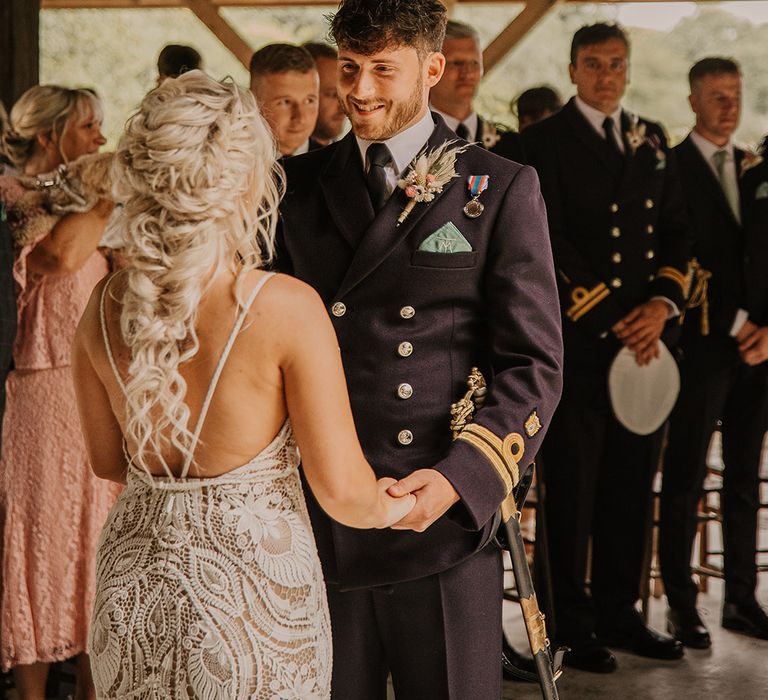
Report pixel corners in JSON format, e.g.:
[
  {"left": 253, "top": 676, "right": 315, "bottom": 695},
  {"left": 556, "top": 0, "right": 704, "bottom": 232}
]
[{"left": 425, "top": 51, "right": 446, "bottom": 88}]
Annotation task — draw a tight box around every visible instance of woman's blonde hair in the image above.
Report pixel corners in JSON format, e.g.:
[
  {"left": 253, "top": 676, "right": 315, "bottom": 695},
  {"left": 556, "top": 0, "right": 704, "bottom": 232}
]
[
  {"left": 0, "top": 85, "right": 103, "bottom": 168},
  {"left": 112, "top": 70, "right": 283, "bottom": 476}
]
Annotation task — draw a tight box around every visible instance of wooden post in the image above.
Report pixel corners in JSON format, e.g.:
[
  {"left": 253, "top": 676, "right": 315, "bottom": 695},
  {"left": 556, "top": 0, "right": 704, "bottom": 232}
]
[
  {"left": 0, "top": 0, "right": 41, "bottom": 111},
  {"left": 182, "top": 0, "right": 253, "bottom": 70}
]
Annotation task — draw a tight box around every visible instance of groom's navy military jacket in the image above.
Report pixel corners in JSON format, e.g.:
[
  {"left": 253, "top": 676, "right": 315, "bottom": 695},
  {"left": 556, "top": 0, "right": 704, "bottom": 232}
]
[{"left": 279, "top": 116, "right": 563, "bottom": 590}]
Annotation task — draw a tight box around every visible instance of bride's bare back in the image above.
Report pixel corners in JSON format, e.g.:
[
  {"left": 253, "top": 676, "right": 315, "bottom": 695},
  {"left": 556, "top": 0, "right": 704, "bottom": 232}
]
[{"left": 73, "top": 268, "right": 415, "bottom": 529}]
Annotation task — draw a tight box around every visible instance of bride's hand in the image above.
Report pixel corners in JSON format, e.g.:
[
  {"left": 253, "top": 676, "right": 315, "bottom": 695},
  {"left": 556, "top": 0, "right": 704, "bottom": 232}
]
[{"left": 375, "top": 477, "right": 416, "bottom": 528}]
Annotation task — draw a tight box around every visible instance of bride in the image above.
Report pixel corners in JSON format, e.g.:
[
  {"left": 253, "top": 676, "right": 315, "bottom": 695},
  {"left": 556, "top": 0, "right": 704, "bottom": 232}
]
[{"left": 72, "top": 71, "right": 415, "bottom": 699}]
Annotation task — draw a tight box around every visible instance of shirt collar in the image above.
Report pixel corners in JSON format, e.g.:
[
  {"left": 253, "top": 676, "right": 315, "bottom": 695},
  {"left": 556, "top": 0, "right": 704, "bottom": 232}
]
[
  {"left": 574, "top": 95, "right": 623, "bottom": 136},
  {"left": 355, "top": 110, "right": 436, "bottom": 176},
  {"left": 290, "top": 139, "right": 310, "bottom": 157},
  {"left": 430, "top": 106, "right": 478, "bottom": 141},
  {"left": 689, "top": 129, "right": 734, "bottom": 161}
]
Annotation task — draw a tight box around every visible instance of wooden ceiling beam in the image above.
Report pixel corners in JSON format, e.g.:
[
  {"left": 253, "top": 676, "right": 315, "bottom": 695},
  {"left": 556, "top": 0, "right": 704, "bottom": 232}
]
[
  {"left": 40, "top": 0, "right": 723, "bottom": 6},
  {"left": 181, "top": 0, "right": 252, "bottom": 69},
  {"left": 483, "top": 0, "right": 564, "bottom": 73}
]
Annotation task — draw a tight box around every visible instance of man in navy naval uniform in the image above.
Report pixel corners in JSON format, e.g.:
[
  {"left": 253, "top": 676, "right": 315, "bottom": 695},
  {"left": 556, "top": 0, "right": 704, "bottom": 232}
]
[
  {"left": 279, "top": 0, "right": 563, "bottom": 697},
  {"left": 660, "top": 58, "right": 768, "bottom": 649},
  {"left": 430, "top": 20, "right": 524, "bottom": 163},
  {"left": 523, "top": 22, "right": 690, "bottom": 672}
]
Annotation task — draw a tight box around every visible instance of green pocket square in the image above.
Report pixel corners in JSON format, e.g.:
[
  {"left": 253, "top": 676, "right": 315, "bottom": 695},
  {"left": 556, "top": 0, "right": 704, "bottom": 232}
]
[
  {"left": 756, "top": 182, "right": 768, "bottom": 200},
  {"left": 418, "top": 222, "right": 473, "bottom": 253}
]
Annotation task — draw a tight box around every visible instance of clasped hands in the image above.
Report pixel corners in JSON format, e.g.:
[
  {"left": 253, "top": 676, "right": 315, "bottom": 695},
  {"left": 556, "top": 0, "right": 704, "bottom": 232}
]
[
  {"left": 612, "top": 298, "right": 669, "bottom": 366},
  {"left": 735, "top": 320, "right": 768, "bottom": 366},
  {"left": 377, "top": 470, "right": 460, "bottom": 532}
]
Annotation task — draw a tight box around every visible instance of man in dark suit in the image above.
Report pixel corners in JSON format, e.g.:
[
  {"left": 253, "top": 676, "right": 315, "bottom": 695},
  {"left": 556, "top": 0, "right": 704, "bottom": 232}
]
[
  {"left": 430, "top": 20, "right": 524, "bottom": 162},
  {"left": 303, "top": 42, "right": 348, "bottom": 146},
  {"left": 249, "top": 43, "right": 323, "bottom": 157},
  {"left": 660, "top": 58, "right": 768, "bottom": 649},
  {"left": 523, "top": 22, "right": 689, "bottom": 672},
  {"left": 279, "top": 1, "right": 563, "bottom": 696}
]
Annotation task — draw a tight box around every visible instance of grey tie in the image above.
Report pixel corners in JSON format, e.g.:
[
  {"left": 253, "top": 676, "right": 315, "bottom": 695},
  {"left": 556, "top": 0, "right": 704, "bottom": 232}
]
[{"left": 713, "top": 149, "right": 741, "bottom": 223}]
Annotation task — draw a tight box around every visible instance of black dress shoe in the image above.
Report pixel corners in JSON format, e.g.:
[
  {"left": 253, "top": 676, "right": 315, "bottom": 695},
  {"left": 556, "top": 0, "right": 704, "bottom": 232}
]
[
  {"left": 561, "top": 639, "right": 617, "bottom": 673},
  {"left": 502, "top": 639, "right": 538, "bottom": 682},
  {"left": 722, "top": 599, "right": 768, "bottom": 640},
  {"left": 598, "top": 611, "right": 684, "bottom": 660},
  {"left": 667, "top": 607, "right": 712, "bottom": 649}
]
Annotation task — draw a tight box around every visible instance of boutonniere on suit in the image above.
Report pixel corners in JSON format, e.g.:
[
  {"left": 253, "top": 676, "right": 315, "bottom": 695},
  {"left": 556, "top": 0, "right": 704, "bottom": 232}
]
[
  {"left": 755, "top": 181, "right": 768, "bottom": 200},
  {"left": 625, "top": 114, "right": 666, "bottom": 168},
  {"left": 481, "top": 121, "right": 502, "bottom": 149},
  {"left": 740, "top": 149, "right": 765, "bottom": 177},
  {"left": 396, "top": 140, "right": 468, "bottom": 225}
]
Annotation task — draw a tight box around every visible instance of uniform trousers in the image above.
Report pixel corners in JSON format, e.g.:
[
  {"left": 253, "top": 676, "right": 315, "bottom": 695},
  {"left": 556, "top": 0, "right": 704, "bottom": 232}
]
[
  {"left": 660, "top": 336, "right": 768, "bottom": 610},
  {"left": 542, "top": 368, "right": 663, "bottom": 642},
  {"left": 326, "top": 543, "right": 503, "bottom": 700}
]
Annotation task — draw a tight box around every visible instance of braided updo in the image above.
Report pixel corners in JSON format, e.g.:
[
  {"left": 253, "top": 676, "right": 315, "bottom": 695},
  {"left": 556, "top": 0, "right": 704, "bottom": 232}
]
[{"left": 113, "top": 70, "right": 283, "bottom": 475}]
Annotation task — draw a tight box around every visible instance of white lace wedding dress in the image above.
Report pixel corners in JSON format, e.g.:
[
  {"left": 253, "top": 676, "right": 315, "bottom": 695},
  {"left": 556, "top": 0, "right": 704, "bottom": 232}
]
[{"left": 88, "top": 273, "right": 332, "bottom": 699}]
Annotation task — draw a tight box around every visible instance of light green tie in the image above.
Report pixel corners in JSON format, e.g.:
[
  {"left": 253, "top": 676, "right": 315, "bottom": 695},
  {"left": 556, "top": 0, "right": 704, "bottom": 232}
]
[{"left": 713, "top": 149, "right": 741, "bottom": 224}]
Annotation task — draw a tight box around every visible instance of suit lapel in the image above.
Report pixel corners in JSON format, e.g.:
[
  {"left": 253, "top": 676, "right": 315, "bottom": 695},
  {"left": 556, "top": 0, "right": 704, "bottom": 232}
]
[
  {"left": 335, "top": 119, "right": 460, "bottom": 299},
  {"left": 679, "top": 135, "right": 740, "bottom": 227},
  {"left": 320, "top": 133, "right": 375, "bottom": 249},
  {"left": 563, "top": 98, "right": 624, "bottom": 178},
  {"left": 475, "top": 117, "right": 486, "bottom": 149}
]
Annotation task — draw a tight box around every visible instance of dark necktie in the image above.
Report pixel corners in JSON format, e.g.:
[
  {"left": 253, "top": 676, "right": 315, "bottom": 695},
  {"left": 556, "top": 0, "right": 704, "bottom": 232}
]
[
  {"left": 603, "top": 116, "right": 623, "bottom": 158},
  {"left": 455, "top": 122, "right": 470, "bottom": 141},
  {"left": 365, "top": 143, "right": 393, "bottom": 213}
]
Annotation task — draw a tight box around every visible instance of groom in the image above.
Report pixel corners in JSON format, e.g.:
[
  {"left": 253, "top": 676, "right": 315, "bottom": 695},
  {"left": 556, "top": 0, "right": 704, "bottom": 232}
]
[{"left": 279, "top": 0, "right": 563, "bottom": 696}]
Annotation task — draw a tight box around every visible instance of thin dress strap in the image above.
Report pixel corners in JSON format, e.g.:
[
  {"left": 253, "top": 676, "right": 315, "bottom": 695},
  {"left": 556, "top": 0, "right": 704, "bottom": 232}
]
[
  {"left": 180, "top": 272, "right": 276, "bottom": 478},
  {"left": 100, "top": 276, "right": 127, "bottom": 396}
]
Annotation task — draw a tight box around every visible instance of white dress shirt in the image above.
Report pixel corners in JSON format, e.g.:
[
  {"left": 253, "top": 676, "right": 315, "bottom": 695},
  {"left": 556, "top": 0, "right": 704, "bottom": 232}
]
[
  {"left": 291, "top": 139, "right": 311, "bottom": 157},
  {"left": 689, "top": 130, "right": 747, "bottom": 337},
  {"left": 430, "top": 106, "right": 478, "bottom": 142},
  {"left": 575, "top": 96, "right": 624, "bottom": 153},
  {"left": 355, "top": 110, "right": 436, "bottom": 198}
]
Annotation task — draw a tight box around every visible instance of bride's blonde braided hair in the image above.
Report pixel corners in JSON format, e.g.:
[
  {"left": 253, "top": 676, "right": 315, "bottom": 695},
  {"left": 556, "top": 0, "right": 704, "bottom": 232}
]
[{"left": 112, "top": 71, "right": 283, "bottom": 475}]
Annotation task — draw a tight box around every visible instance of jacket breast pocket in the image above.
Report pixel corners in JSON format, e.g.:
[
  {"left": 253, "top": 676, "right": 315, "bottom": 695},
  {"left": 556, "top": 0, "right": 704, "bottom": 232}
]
[{"left": 411, "top": 250, "right": 478, "bottom": 269}]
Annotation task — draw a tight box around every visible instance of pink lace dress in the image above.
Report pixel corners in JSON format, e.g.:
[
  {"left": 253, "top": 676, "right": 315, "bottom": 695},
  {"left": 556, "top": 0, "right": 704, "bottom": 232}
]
[{"left": 0, "top": 176, "right": 120, "bottom": 671}]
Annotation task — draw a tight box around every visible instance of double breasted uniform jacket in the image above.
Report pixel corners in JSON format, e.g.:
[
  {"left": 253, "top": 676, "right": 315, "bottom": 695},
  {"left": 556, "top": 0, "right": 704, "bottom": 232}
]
[
  {"left": 522, "top": 98, "right": 690, "bottom": 368},
  {"left": 279, "top": 116, "right": 563, "bottom": 590}
]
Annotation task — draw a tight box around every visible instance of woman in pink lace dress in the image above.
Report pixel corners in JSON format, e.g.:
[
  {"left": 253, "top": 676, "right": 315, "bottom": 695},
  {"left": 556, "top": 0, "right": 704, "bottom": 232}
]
[{"left": 0, "top": 86, "right": 120, "bottom": 700}]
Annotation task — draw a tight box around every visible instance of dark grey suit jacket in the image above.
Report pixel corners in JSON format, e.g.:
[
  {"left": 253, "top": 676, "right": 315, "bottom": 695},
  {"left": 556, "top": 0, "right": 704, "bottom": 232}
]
[{"left": 279, "top": 116, "right": 563, "bottom": 589}]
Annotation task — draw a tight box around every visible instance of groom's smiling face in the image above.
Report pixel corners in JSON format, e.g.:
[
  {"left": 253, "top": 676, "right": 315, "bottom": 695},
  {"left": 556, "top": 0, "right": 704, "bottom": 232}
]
[{"left": 337, "top": 44, "right": 444, "bottom": 141}]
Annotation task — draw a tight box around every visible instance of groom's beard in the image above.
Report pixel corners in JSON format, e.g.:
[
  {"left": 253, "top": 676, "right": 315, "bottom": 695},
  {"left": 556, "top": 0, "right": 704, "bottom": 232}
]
[{"left": 343, "top": 77, "right": 425, "bottom": 142}]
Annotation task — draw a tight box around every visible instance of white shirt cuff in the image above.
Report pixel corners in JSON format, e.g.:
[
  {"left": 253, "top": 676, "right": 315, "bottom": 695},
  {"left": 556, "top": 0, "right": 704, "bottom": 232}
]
[
  {"left": 652, "top": 296, "right": 679, "bottom": 319},
  {"left": 730, "top": 309, "right": 749, "bottom": 337}
]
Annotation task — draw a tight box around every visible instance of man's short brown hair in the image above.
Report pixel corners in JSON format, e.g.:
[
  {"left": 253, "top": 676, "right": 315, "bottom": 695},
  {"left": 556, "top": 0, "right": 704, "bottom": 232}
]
[
  {"left": 157, "top": 44, "right": 202, "bottom": 78},
  {"left": 249, "top": 43, "right": 317, "bottom": 79},
  {"left": 303, "top": 42, "right": 338, "bottom": 62},
  {"left": 688, "top": 57, "right": 741, "bottom": 89},
  {"left": 330, "top": 0, "right": 447, "bottom": 58},
  {"left": 570, "top": 23, "right": 629, "bottom": 65}
]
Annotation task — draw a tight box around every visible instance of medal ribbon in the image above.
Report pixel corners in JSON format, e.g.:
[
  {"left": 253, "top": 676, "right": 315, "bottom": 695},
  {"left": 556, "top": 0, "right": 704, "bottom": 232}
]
[{"left": 467, "top": 175, "right": 489, "bottom": 197}]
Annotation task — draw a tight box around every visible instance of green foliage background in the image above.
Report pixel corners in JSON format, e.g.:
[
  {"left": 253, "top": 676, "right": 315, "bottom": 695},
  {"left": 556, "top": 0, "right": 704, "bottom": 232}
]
[{"left": 40, "top": 3, "right": 767, "bottom": 148}]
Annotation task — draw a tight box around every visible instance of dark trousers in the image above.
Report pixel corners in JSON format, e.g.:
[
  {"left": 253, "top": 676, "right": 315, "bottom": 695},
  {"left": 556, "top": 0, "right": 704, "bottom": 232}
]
[
  {"left": 541, "top": 370, "right": 663, "bottom": 642},
  {"left": 660, "top": 338, "right": 768, "bottom": 610},
  {"left": 326, "top": 544, "right": 503, "bottom": 700}
]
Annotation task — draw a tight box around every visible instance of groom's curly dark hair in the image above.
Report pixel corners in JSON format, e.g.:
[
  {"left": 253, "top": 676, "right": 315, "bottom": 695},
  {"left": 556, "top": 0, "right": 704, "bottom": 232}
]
[{"left": 330, "top": 0, "right": 447, "bottom": 58}]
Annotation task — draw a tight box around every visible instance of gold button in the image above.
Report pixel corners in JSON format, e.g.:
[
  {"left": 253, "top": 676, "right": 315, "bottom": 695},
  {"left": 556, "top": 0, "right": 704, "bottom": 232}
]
[
  {"left": 400, "top": 305, "right": 415, "bottom": 319},
  {"left": 398, "top": 342, "right": 413, "bottom": 357},
  {"left": 397, "top": 430, "right": 413, "bottom": 445},
  {"left": 610, "top": 203, "right": 619, "bottom": 213},
  {"left": 612, "top": 252, "right": 622, "bottom": 263},
  {"left": 646, "top": 250, "right": 655, "bottom": 260},
  {"left": 645, "top": 198, "right": 654, "bottom": 209},
  {"left": 610, "top": 227, "right": 621, "bottom": 238},
  {"left": 611, "top": 278, "right": 622, "bottom": 288},
  {"left": 646, "top": 225, "right": 655, "bottom": 234},
  {"left": 397, "top": 383, "right": 413, "bottom": 399},
  {"left": 331, "top": 302, "right": 346, "bottom": 317}
]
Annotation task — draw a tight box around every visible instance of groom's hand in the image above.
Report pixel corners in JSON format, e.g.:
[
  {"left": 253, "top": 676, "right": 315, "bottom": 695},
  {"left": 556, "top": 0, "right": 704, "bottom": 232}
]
[{"left": 387, "top": 469, "right": 460, "bottom": 532}]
